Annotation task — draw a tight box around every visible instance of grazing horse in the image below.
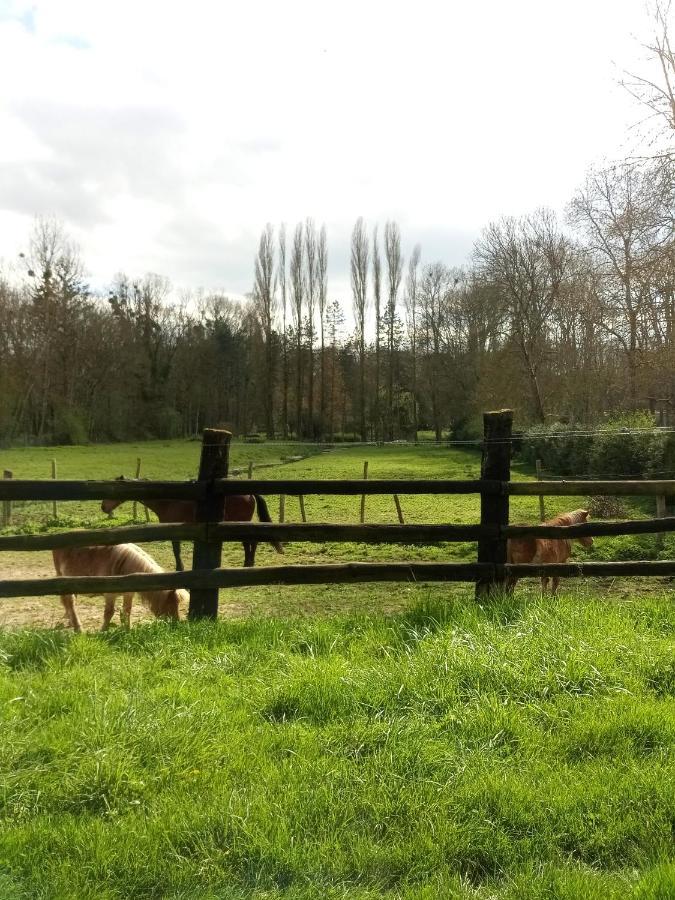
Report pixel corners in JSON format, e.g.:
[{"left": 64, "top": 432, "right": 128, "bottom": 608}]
[
  {"left": 101, "top": 477, "right": 284, "bottom": 571},
  {"left": 506, "top": 508, "right": 593, "bottom": 594},
  {"left": 53, "top": 543, "right": 187, "bottom": 633}
]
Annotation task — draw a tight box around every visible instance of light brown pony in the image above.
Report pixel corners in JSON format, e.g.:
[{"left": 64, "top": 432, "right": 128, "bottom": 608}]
[
  {"left": 506, "top": 508, "right": 593, "bottom": 594},
  {"left": 53, "top": 543, "right": 188, "bottom": 633},
  {"left": 101, "top": 478, "right": 283, "bottom": 571}
]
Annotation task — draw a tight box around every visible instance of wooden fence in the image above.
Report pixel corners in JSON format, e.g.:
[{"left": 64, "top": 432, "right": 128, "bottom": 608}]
[{"left": 0, "top": 412, "right": 674, "bottom": 620}]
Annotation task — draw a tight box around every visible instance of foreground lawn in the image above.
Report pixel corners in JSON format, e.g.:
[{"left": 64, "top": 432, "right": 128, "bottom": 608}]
[{"left": 0, "top": 589, "right": 673, "bottom": 898}]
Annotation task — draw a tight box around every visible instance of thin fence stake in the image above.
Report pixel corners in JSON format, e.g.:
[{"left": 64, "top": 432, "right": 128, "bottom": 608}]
[
  {"left": 2, "top": 470, "right": 12, "bottom": 526},
  {"left": 51, "top": 459, "right": 58, "bottom": 520},
  {"left": 393, "top": 494, "right": 404, "bottom": 524},
  {"left": 279, "top": 494, "right": 285, "bottom": 523},
  {"left": 656, "top": 494, "right": 666, "bottom": 549},
  {"left": 132, "top": 456, "right": 147, "bottom": 522},
  {"left": 248, "top": 461, "right": 254, "bottom": 480},
  {"left": 360, "top": 461, "right": 368, "bottom": 523},
  {"left": 299, "top": 494, "right": 307, "bottom": 522},
  {"left": 536, "top": 459, "right": 545, "bottom": 522}
]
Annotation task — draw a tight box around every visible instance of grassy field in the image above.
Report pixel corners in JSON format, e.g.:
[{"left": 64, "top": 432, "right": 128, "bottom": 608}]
[
  {"left": 0, "top": 441, "right": 673, "bottom": 896},
  {"left": 0, "top": 591, "right": 673, "bottom": 898}
]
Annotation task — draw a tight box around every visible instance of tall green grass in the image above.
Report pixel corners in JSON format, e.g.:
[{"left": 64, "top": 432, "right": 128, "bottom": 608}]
[{"left": 0, "top": 589, "right": 673, "bottom": 898}]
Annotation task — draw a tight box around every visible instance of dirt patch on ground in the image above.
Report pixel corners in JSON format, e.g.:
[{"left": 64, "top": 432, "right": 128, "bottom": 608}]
[{"left": 1, "top": 549, "right": 671, "bottom": 633}]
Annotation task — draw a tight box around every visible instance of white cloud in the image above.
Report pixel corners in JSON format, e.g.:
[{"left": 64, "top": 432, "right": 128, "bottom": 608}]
[{"left": 0, "top": 0, "right": 658, "bottom": 298}]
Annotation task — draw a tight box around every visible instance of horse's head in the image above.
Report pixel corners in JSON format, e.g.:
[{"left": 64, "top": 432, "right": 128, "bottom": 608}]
[
  {"left": 576, "top": 509, "right": 593, "bottom": 549},
  {"left": 101, "top": 475, "right": 126, "bottom": 515},
  {"left": 151, "top": 588, "right": 184, "bottom": 621}
]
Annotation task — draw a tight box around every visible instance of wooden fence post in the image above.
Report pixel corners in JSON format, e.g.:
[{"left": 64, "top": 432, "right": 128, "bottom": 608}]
[
  {"left": 393, "top": 494, "right": 405, "bottom": 524},
  {"left": 536, "top": 459, "right": 545, "bottom": 522},
  {"left": 248, "top": 461, "right": 254, "bottom": 480},
  {"left": 475, "top": 409, "right": 512, "bottom": 598},
  {"left": 188, "top": 429, "right": 231, "bottom": 621},
  {"left": 2, "top": 470, "right": 12, "bottom": 526},
  {"left": 298, "top": 494, "right": 307, "bottom": 522},
  {"left": 360, "top": 461, "right": 368, "bottom": 523},
  {"left": 279, "top": 494, "right": 285, "bottom": 523},
  {"left": 51, "top": 459, "right": 58, "bottom": 521}
]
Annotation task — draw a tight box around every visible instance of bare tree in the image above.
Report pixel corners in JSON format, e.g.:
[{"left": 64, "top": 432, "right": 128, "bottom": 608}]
[
  {"left": 621, "top": 1, "right": 675, "bottom": 152},
  {"left": 351, "top": 217, "right": 369, "bottom": 440},
  {"left": 418, "top": 262, "right": 453, "bottom": 440},
  {"left": 317, "top": 225, "right": 328, "bottom": 439},
  {"left": 384, "top": 221, "right": 403, "bottom": 439},
  {"left": 475, "top": 210, "right": 572, "bottom": 422},
  {"left": 304, "top": 219, "right": 318, "bottom": 436},
  {"left": 568, "top": 161, "right": 673, "bottom": 405},
  {"left": 290, "top": 223, "right": 305, "bottom": 438},
  {"left": 254, "top": 223, "right": 277, "bottom": 438},
  {"left": 372, "top": 225, "right": 382, "bottom": 440},
  {"left": 278, "top": 223, "right": 289, "bottom": 438},
  {"left": 404, "top": 243, "right": 421, "bottom": 439}
]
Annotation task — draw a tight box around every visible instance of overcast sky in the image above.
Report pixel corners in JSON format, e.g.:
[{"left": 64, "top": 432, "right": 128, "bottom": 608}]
[{"left": 0, "top": 0, "right": 660, "bottom": 301}]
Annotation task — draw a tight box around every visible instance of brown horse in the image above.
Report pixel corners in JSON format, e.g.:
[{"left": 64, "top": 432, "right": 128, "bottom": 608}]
[
  {"left": 53, "top": 543, "right": 187, "bottom": 632},
  {"left": 506, "top": 508, "right": 593, "bottom": 594},
  {"left": 101, "top": 478, "right": 283, "bottom": 571}
]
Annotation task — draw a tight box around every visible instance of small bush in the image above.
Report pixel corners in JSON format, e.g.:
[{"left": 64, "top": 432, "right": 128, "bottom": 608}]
[
  {"left": 587, "top": 496, "right": 628, "bottom": 519},
  {"left": 589, "top": 412, "right": 661, "bottom": 478}
]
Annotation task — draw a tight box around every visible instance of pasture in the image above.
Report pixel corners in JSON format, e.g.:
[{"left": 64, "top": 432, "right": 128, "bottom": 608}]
[{"left": 0, "top": 440, "right": 673, "bottom": 897}]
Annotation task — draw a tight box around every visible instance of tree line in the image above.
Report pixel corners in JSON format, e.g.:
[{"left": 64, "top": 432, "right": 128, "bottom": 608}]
[{"left": 0, "top": 151, "right": 671, "bottom": 447}]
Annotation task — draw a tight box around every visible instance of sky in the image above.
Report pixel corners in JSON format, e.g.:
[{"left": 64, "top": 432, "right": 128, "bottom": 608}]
[{"left": 0, "top": 0, "right": 662, "bottom": 302}]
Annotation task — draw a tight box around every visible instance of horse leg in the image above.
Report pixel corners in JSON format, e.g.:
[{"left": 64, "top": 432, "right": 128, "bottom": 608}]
[
  {"left": 249, "top": 542, "right": 257, "bottom": 567},
  {"left": 121, "top": 594, "right": 133, "bottom": 629},
  {"left": 540, "top": 577, "right": 549, "bottom": 594},
  {"left": 551, "top": 577, "right": 561, "bottom": 596},
  {"left": 172, "top": 541, "right": 184, "bottom": 572},
  {"left": 60, "top": 594, "right": 82, "bottom": 633},
  {"left": 101, "top": 595, "right": 117, "bottom": 631},
  {"left": 243, "top": 542, "right": 254, "bottom": 567}
]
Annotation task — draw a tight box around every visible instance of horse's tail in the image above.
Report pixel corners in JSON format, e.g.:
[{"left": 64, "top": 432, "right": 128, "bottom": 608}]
[{"left": 254, "top": 494, "right": 284, "bottom": 554}]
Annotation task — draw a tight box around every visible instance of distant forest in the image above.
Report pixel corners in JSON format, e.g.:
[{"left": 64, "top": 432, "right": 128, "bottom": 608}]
[{"left": 0, "top": 153, "right": 673, "bottom": 446}]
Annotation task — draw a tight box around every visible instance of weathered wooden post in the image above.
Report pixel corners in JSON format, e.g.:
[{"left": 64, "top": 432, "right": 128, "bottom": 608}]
[
  {"left": 298, "top": 494, "right": 307, "bottom": 522},
  {"left": 475, "top": 409, "right": 512, "bottom": 598},
  {"left": 656, "top": 493, "right": 667, "bottom": 550},
  {"left": 536, "top": 459, "right": 545, "bottom": 522},
  {"left": 393, "top": 494, "right": 405, "bottom": 524},
  {"left": 279, "top": 494, "right": 286, "bottom": 523},
  {"left": 51, "top": 459, "right": 58, "bottom": 521},
  {"left": 188, "top": 428, "right": 230, "bottom": 621},
  {"left": 1, "top": 470, "right": 12, "bottom": 526},
  {"left": 360, "top": 461, "right": 368, "bottom": 523}
]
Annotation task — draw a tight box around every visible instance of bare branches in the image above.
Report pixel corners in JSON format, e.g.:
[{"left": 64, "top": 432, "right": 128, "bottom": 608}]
[
  {"left": 621, "top": 1, "right": 675, "bottom": 152},
  {"left": 351, "top": 217, "right": 369, "bottom": 440}
]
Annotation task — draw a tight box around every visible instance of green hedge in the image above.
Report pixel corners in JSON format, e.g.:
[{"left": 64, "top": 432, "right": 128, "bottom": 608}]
[{"left": 519, "top": 412, "right": 674, "bottom": 479}]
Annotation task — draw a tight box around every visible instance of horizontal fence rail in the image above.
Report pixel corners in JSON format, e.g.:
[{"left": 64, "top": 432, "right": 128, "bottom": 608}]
[
  {"left": 0, "top": 480, "right": 206, "bottom": 502},
  {"left": 2, "top": 478, "right": 674, "bottom": 504},
  {"left": 0, "top": 478, "right": 502, "bottom": 502},
  {"left": 1, "top": 559, "right": 674, "bottom": 600},
  {"left": 508, "top": 480, "right": 675, "bottom": 496},
  {"left": 1, "top": 517, "right": 675, "bottom": 553}
]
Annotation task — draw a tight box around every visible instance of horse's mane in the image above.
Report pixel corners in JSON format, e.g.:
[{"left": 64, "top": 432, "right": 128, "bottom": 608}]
[
  {"left": 544, "top": 508, "right": 589, "bottom": 527},
  {"left": 112, "top": 543, "right": 164, "bottom": 575}
]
